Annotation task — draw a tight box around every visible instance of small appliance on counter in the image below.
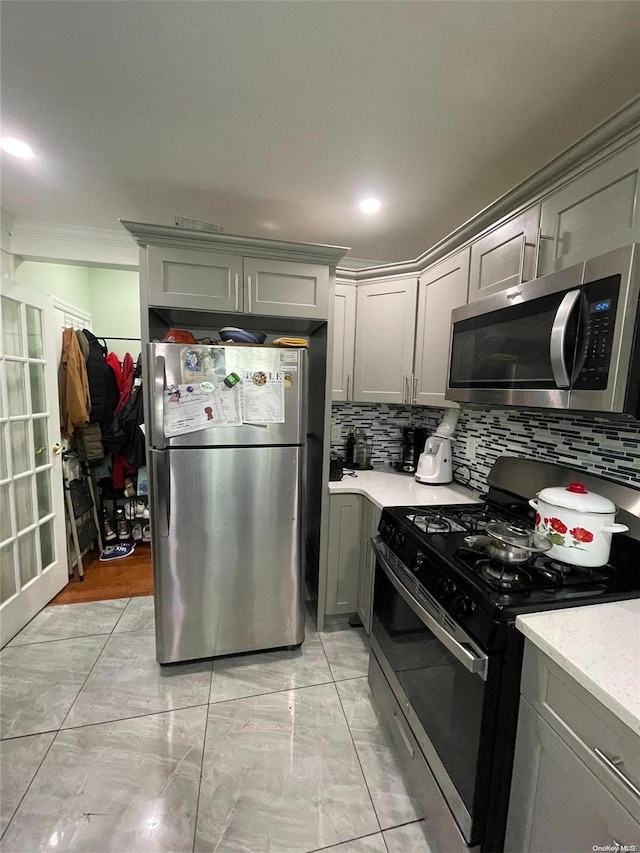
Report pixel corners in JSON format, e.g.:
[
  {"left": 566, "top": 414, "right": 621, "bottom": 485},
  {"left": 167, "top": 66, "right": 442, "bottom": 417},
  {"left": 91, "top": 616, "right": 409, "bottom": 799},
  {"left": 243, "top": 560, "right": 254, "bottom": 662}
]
[
  {"left": 394, "top": 426, "right": 429, "bottom": 474},
  {"left": 415, "top": 410, "right": 459, "bottom": 484}
]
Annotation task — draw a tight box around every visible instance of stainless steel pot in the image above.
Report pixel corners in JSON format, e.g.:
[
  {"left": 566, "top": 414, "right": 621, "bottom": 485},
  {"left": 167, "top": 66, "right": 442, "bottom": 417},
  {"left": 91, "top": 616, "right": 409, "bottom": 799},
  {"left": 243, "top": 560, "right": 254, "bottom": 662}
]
[{"left": 465, "top": 523, "right": 551, "bottom": 564}]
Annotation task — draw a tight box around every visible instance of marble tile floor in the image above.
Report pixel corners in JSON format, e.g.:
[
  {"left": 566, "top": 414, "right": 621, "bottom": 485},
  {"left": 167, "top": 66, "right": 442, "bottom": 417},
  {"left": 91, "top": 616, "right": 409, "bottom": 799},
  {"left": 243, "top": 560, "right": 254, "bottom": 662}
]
[{"left": 0, "top": 597, "right": 432, "bottom": 852}]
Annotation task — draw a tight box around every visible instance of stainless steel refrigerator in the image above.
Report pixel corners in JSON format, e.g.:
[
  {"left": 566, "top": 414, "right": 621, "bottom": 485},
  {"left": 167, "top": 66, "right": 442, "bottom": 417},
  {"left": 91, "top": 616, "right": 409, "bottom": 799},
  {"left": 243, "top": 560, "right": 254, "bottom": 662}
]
[{"left": 147, "top": 343, "right": 306, "bottom": 664}]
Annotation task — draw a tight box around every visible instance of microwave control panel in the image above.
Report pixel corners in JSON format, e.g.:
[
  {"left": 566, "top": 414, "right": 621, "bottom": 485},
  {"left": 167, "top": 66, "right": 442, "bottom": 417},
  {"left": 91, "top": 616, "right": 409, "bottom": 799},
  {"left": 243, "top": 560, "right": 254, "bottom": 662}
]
[{"left": 573, "top": 275, "right": 620, "bottom": 390}]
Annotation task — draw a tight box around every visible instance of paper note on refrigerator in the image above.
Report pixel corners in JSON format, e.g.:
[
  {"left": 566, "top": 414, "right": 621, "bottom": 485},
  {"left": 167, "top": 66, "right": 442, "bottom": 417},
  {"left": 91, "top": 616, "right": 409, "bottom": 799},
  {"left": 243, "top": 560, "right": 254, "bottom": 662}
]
[
  {"left": 164, "top": 380, "right": 243, "bottom": 436},
  {"left": 241, "top": 371, "right": 285, "bottom": 424}
]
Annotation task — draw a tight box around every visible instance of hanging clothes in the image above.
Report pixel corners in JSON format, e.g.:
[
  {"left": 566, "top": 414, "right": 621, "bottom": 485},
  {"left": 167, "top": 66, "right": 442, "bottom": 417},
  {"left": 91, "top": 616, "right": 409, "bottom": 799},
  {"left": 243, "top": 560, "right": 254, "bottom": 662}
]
[
  {"left": 106, "top": 351, "right": 124, "bottom": 395},
  {"left": 115, "top": 352, "right": 135, "bottom": 414},
  {"left": 81, "top": 331, "right": 119, "bottom": 427},
  {"left": 59, "top": 328, "right": 91, "bottom": 438}
]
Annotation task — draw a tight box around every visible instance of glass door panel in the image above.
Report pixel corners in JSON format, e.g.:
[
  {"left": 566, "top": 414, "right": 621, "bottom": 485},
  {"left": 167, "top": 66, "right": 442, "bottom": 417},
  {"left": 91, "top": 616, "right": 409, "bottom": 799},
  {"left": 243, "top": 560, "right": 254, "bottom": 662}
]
[
  {"left": 0, "top": 545, "right": 17, "bottom": 603},
  {"left": 0, "top": 279, "right": 67, "bottom": 645}
]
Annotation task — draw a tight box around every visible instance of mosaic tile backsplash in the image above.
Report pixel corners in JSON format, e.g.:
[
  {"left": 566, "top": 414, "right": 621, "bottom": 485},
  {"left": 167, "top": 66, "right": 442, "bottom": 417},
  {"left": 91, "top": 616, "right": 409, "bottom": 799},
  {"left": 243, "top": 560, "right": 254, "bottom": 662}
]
[{"left": 331, "top": 402, "right": 639, "bottom": 493}]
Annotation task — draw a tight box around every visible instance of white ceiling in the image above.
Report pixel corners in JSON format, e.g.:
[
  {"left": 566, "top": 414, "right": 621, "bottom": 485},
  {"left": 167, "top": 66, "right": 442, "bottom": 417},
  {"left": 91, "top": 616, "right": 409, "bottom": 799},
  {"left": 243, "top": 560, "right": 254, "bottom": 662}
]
[{"left": 1, "top": 1, "right": 639, "bottom": 263}]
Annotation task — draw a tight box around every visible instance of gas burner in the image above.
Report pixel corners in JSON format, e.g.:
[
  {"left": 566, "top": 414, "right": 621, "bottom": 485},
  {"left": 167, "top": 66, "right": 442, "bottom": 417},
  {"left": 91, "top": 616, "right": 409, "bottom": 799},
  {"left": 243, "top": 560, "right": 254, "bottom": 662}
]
[
  {"left": 479, "top": 560, "right": 534, "bottom": 592},
  {"left": 531, "top": 556, "right": 614, "bottom": 588},
  {"left": 407, "top": 512, "right": 469, "bottom": 534}
]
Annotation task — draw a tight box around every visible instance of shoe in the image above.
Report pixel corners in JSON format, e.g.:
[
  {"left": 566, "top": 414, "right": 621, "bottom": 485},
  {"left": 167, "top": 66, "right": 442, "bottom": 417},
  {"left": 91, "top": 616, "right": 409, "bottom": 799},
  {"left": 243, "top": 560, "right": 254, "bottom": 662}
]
[
  {"left": 135, "top": 499, "right": 146, "bottom": 518},
  {"left": 132, "top": 522, "right": 143, "bottom": 542},
  {"left": 142, "top": 504, "right": 150, "bottom": 519},
  {"left": 124, "top": 478, "right": 136, "bottom": 498},
  {"left": 103, "top": 519, "right": 116, "bottom": 542},
  {"left": 100, "top": 543, "right": 135, "bottom": 561},
  {"left": 142, "top": 524, "right": 151, "bottom": 543},
  {"left": 124, "top": 502, "right": 136, "bottom": 520},
  {"left": 117, "top": 519, "right": 130, "bottom": 540}
]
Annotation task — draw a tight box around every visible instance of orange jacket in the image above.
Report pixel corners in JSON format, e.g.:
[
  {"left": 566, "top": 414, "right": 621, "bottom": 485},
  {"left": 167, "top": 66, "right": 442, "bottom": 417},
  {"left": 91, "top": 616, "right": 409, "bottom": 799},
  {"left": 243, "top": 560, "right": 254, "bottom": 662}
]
[{"left": 59, "top": 328, "right": 91, "bottom": 437}]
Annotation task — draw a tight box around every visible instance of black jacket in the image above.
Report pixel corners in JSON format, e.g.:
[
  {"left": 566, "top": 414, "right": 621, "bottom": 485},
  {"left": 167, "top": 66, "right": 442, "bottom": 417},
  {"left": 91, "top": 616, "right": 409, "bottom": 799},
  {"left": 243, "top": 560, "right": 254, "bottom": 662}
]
[{"left": 81, "top": 331, "right": 119, "bottom": 427}]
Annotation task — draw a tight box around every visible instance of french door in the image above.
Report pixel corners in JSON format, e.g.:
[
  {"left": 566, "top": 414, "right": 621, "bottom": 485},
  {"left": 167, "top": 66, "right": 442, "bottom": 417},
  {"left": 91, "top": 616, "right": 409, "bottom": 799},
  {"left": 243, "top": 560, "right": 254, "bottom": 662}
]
[{"left": 0, "top": 278, "right": 68, "bottom": 646}]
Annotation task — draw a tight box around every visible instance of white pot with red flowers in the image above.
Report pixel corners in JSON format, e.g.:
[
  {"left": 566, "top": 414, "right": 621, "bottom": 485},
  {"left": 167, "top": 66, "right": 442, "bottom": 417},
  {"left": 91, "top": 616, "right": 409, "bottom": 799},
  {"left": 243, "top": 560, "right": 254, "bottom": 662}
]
[{"left": 529, "top": 482, "right": 629, "bottom": 567}]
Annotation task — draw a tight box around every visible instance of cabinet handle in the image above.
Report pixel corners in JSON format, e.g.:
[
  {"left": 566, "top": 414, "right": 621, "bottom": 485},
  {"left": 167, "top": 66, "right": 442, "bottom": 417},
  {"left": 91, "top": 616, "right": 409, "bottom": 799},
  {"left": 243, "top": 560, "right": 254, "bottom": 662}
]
[
  {"left": 518, "top": 234, "right": 538, "bottom": 283},
  {"left": 533, "top": 229, "right": 555, "bottom": 280},
  {"left": 346, "top": 373, "right": 351, "bottom": 401},
  {"left": 402, "top": 374, "right": 409, "bottom": 404},
  {"left": 594, "top": 748, "right": 640, "bottom": 799},
  {"left": 412, "top": 374, "right": 418, "bottom": 405},
  {"left": 234, "top": 273, "right": 239, "bottom": 311},
  {"left": 393, "top": 712, "right": 415, "bottom": 758},
  {"left": 247, "top": 275, "right": 252, "bottom": 313}
]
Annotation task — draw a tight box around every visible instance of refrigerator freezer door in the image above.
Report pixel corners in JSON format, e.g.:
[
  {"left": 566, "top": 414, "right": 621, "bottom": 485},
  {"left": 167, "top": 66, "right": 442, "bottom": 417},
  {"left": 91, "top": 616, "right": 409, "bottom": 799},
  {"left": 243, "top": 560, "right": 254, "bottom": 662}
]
[
  {"left": 148, "top": 343, "right": 306, "bottom": 448},
  {"left": 150, "top": 446, "right": 304, "bottom": 663}
]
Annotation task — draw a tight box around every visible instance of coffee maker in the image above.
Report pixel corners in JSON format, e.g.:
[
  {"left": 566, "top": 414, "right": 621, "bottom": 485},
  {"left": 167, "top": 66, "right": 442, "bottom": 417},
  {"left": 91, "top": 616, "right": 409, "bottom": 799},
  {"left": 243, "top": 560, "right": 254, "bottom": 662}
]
[
  {"left": 399, "top": 427, "right": 428, "bottom": 474},
  {"left": 415, "top": 410, "right": 459, "bottom": 485}
]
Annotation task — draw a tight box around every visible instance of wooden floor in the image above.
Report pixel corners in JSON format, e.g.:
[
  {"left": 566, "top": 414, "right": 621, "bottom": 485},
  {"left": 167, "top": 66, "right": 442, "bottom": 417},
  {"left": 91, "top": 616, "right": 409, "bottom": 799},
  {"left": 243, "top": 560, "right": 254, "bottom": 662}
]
[{"left": 50, "top": 545, "right": 153, "bottom": 605}]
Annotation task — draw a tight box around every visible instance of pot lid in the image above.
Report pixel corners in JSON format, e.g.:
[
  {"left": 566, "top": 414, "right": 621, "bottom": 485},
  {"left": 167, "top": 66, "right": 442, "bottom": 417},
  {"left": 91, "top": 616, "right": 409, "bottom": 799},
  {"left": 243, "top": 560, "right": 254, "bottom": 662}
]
[
  {"left": 537, "top": 482, "right": 616, "bottom": 513},
  {"left": 486, "top": 522, "right": 551, "bottom": 552}
]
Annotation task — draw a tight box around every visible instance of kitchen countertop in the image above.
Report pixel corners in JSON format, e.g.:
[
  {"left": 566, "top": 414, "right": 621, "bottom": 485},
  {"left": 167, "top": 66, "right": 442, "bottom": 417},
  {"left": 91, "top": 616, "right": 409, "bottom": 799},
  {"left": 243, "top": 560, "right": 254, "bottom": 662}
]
[
  {"left": 516, "top": 599, "right": 640, "bottom": 734},
  {"left": 328, "top": 468, "right": 482, "bottom": 510}
]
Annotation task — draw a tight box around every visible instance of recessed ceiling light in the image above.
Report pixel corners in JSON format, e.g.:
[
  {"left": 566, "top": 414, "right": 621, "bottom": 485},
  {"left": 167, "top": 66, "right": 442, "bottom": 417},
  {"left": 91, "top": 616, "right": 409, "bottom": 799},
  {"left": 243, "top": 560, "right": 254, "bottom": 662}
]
[
  {"left": 1, "top": 137, "right": 36, "bottom": 159},
  {"left": 359, "top": 198, "right": 381, "bottom": 214}
]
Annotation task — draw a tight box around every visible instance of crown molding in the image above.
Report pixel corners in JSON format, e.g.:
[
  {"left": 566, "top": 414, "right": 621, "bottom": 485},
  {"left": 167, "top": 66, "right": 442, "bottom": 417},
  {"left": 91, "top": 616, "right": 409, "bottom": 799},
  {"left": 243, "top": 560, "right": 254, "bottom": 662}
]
[{"left": 10, "top": 219, "right": 138, "bottom": 268}]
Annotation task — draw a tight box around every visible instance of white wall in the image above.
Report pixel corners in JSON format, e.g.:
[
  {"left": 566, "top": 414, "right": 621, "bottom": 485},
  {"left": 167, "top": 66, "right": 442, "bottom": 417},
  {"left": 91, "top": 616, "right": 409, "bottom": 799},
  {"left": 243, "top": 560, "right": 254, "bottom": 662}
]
[
  {"left": 13, "top": 260, "right": 142, "bottom": 360},
  {"left": 14, "top": 260, "right": 92, "bottom": 314},
  {"left": 88, "top": 268, "right": 141, "bottom": 360}
]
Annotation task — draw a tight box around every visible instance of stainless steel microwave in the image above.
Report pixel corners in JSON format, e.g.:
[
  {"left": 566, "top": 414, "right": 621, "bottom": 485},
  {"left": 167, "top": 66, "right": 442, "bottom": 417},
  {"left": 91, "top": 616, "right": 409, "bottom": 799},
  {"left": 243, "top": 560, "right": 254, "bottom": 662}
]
[{"left": 446, "top": 244, "right": 640, "bottom": 418}]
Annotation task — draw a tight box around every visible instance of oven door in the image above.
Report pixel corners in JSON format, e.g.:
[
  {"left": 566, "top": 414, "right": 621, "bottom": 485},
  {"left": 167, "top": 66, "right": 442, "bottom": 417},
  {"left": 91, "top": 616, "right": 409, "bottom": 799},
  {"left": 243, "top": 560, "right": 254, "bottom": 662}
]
[{"left": 370, "top": 540, "right": 490, "bottom": 844}]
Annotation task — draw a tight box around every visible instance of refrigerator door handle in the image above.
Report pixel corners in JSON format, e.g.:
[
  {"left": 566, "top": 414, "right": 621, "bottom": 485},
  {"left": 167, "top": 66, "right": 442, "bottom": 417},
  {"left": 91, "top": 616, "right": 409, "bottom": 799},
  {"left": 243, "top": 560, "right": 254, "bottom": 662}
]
[
  {"left": 153, "top": 355, "right": 167, "bottom": 449},
  {"left": 155, "top": 452, "right": 171, "bottom": 538}
]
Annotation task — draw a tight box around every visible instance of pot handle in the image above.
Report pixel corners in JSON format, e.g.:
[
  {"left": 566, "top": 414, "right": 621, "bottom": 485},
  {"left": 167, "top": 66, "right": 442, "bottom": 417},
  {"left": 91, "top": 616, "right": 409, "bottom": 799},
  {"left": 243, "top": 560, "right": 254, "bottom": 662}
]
[
  {"left": 528, "top": 499, "right": 538, "bottom": 510},
  {"left": 601, "top": 523, "right": 629, "bottom": 534}
]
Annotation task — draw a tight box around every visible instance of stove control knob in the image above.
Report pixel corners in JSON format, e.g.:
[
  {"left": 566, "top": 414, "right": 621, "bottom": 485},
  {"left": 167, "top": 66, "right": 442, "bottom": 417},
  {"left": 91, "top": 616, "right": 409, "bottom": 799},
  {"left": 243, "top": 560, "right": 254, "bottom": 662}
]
[
  {"left": 412, "top": 552, "right": 425, "bottom": 572},
  {"left": 436, "top": 578, "right": 453, "bottom": 600},
  {"left": 451, "top": 594, "right": 475, "bottom": 620}
]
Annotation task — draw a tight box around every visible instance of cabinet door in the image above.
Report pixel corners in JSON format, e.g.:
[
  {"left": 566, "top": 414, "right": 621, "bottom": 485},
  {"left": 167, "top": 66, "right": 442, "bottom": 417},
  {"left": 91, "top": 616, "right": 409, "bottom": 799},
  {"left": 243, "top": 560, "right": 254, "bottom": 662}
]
[
  {"left": 414, "top": 248, "right": 469, "bottom": 407},
  {"left": 506, "top": 698, "right": 640, "bottom": 853},
  {"left": 243, "top": 258, "right": 329, "bottom": 319},
  {"left": 468, "top": 206, "right": 540, "bottom": 301},
  {"left": 353, "top": 278, "right": 418, "bottom": 403},
  {"left": 146, "top": 246, "right": 242, "bottom": 311},
  {"left": 539, "top": 141, "right": 640, "bottom": 276},
  {"left": 332, "top": 283, "right": 356, "bottom": 401},
  {"left": 326, "top": 494, "right": 362, "bottom": 615},
  {"left": 357, "top": 500, "right": 381, "bottom": 633}
]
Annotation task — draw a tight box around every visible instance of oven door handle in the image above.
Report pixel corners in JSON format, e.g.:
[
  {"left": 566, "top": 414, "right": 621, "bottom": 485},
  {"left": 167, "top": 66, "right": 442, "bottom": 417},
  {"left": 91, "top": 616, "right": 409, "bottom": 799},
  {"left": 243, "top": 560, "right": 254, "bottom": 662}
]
[{"left": 372, "top": 540, "right": 488, "bottom": 680}]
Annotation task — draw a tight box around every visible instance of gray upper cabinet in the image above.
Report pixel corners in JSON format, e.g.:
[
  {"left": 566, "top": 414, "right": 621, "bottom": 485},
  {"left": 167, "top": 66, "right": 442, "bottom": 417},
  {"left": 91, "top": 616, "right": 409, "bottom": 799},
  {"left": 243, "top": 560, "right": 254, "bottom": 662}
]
[
  {"left": 353, "top": 277, "right": 418, "bottom": 404},
  {"left": 243, "top": 257, "right": 329, "bottom": 319},
  {"left": 538, "top": 140, "right": 640, "bottom": 276},
  {"left": 332, "top": 283, "right": 356, "bottom": 401},
  {"left": 147, "top": 245, "right": 243, "bottom": 311},
  {"left": 146, "top": 246, "right": 330, "bottom": 319},
  {"left": 413, "top": 248, "right": 470, "bottom": 407},
  {"left": 468, "top": 206, "right": 541, "bottom": 301}
]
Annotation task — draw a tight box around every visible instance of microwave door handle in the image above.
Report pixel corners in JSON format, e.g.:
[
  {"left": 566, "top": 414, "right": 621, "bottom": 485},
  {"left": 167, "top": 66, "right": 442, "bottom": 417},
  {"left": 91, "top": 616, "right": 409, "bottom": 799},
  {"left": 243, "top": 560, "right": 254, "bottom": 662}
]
[
  {"left": 550, "top": 290, "right": 581, "bottom": 388},
  {"left": 152, "top": 354, "right": 167, "bottom": 450}
]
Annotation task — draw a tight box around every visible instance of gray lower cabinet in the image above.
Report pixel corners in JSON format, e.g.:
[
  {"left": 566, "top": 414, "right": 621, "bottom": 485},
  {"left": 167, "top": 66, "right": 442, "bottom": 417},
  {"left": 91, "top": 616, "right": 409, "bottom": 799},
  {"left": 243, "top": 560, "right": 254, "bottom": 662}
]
[
  {"left": 356, "top": 499, "right": 381, "bottom": 633},
  {"left": 332, "top": 282, "right": 356, "bottom": 401},
  {"left": 146, "top": 246, "right": 329, "bottom": 318},
  {"left": 506, "top": 643, "right": 640, "bottom": 853},
  {"left": 538, "top": 139, "right": 640, "bottom": 276},
  {"left": 413, "top": 247, "right": 470, "bottom": 407},
  {"left": 326, "top": 494, "right": 362, "bottom": 615},
  {"left": 468, "top": 206, "right": 540, "bottom": 301},
  {"left": 353, "top": 277, "right": 418, "bottom": 403}
]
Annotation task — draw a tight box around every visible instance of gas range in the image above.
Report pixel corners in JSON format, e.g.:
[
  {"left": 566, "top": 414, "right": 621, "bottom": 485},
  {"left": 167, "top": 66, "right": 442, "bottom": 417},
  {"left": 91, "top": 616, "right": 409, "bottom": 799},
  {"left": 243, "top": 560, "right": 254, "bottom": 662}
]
[
  {"left": 378, "top": 498, "right": 639, "bottom": 651},
  {"left": 369, "top": 457, "right": 640, "bottom": 852}
]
